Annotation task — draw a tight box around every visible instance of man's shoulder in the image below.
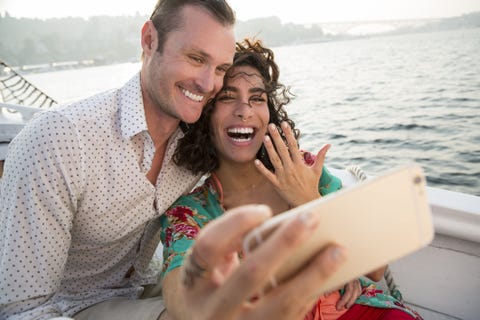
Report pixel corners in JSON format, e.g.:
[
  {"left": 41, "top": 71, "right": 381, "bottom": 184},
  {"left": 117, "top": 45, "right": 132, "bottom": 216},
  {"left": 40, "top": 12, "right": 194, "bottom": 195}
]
[{"left": 53, "top": 72, "right": 141, "bottom": 123}]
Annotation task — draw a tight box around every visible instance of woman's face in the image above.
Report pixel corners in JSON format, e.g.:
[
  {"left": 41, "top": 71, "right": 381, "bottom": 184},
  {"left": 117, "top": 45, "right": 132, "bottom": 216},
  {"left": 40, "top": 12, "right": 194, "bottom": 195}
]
[{"left": 210, "top": 65, "right": 270, "bottom": 165}]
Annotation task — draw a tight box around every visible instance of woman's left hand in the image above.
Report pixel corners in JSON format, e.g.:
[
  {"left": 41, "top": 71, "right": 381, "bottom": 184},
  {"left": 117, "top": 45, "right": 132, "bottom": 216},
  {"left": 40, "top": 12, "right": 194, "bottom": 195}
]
[
  {"left": 335, "top": 278, "right": 363, "bottom": 310},
  {"left": 255, "top": 121, "right": 330, "bottom": 207}
]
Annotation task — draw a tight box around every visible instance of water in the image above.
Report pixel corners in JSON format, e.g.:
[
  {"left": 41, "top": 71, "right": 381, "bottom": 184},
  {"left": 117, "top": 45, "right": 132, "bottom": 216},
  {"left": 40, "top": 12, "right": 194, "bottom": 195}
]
[{"left": 25, "top": 28, "right": 480, "bottom": 196}]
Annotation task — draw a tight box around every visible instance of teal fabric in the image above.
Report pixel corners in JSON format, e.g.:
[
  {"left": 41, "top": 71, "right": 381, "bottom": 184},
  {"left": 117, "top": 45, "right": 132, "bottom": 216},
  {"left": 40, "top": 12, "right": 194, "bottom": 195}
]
[{"left": 160, "top": 166, "right": 341, "bottom": 277}]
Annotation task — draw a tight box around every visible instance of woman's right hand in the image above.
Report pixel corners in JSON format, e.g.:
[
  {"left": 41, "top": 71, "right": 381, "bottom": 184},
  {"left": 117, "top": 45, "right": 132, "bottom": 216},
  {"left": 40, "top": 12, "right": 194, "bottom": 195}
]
[
  {"left": 182, "top": 204, "right": 346, "bottom": 320},
  {"left": 255, "top": 121, "right": 330, "bottom": 207}
]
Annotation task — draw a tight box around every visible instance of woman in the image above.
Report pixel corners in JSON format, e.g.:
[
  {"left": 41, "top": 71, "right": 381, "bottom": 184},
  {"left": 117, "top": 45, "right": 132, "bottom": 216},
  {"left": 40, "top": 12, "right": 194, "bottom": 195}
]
[{"left": 160, "top": 39, "right": 422, "bottom": 320}]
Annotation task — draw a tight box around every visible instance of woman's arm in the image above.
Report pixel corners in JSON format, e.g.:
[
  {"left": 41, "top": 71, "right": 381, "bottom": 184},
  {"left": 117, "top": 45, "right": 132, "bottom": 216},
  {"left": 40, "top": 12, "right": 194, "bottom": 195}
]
[
  {"left": 366, "top": 266, "right": 387, "bottom": 282},
  {"left": 172, "top": 205, "right": 346, "bottom": 320},
  {"left": 162, "top": 268, "right": 190, "bottom": 320}
]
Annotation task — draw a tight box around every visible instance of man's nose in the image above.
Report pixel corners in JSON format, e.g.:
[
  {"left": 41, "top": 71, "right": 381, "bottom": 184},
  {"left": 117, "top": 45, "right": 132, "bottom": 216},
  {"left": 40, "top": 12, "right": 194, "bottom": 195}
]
[{"left": 196, "top": 67, "right": 218, "bottom": 94}]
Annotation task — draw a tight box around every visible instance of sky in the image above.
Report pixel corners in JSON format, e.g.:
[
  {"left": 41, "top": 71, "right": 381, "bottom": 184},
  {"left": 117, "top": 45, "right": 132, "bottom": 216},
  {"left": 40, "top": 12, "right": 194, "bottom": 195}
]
[{"left": 1, "top": 0, "right": 480, "bottom": 23}]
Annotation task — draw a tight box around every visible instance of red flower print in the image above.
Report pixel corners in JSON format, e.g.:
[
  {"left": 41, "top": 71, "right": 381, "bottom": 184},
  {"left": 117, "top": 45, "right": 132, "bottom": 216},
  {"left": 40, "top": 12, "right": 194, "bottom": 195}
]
[
  {"left": 167, "top": 206, "right": 194, "bottom": 222},
  {"left": 174, "top": 223, "right": 199, "bottom": 239},
  {"left": 165, "top": 227, "right": 173, "bottom": 247},
  {"left": 362, "top": 284, "right": 383, "bottom": 297}
]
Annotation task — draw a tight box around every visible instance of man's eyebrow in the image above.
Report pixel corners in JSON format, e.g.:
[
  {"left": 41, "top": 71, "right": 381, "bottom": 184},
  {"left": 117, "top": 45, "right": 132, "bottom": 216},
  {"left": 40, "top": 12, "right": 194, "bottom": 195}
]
[
  {"left": 191, "top": 48, "right": 232, "bottom": 68},
  {"left": 191, "top": 47, "right": 211, "bottom": 59}
]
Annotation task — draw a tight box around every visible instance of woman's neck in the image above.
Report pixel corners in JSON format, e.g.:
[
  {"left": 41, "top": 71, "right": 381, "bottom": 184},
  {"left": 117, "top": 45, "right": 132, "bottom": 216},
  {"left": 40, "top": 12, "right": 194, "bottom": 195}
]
[
  {"left": 215, "top": 162, "right": 266, "bottom": 193},
  {"left": 213, "top": 162, "right": 290, "bottom": 214}
]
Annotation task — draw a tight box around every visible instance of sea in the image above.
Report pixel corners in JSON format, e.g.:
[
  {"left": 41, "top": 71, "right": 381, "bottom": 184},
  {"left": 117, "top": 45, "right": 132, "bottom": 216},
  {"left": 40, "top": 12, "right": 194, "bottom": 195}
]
[{"left": 24, "top": 28, "right": 480, "bottom": 196}]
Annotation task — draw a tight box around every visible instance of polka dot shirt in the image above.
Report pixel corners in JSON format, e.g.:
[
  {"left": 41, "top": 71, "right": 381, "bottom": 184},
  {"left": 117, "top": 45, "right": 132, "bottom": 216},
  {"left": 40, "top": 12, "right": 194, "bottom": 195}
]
[{"left": 0, "top": 73, "right": 201, "bottom": 319}]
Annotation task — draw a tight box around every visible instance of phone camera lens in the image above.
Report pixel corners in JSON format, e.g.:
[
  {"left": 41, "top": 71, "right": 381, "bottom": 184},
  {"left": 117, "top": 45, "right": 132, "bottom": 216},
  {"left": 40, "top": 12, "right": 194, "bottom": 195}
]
[{"left": 413, "top": 176, "right": 422, "bottom": 184}]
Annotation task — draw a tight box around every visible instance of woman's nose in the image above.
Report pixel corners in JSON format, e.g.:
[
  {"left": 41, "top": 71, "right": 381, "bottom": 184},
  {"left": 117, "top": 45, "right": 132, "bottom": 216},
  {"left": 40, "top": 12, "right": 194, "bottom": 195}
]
[{"left": 234, "top": 100, "right": 253, "bottom": 120}]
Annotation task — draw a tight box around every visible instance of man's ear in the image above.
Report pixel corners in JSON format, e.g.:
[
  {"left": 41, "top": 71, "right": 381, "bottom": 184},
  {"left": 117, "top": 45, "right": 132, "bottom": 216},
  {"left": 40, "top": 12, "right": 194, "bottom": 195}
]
[{"left": 141, "top": 21, "right": 157, "bottom": 56}]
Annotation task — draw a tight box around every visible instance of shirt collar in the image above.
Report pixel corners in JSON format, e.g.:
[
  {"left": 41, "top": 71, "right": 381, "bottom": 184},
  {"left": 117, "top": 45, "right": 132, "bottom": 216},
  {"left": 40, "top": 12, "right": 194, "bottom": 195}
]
[
  {"left": 118, "top": 72, "right": 185, "bottom": 156},
  {"left": 119, "top": 72, "right": 148, "bottom": 139}
]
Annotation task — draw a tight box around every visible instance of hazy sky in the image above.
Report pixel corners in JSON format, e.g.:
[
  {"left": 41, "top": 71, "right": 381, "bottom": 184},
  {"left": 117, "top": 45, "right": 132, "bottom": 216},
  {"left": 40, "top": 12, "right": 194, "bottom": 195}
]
[{"left": 1, "top": 0, "right": 480, "bottom": 23}]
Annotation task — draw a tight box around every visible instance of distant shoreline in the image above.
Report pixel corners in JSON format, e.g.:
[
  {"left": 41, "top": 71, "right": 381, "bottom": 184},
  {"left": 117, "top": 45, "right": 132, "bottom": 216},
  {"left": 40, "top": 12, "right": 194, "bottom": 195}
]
[{"left": 2, "top": 11, "right": 478, "bottom": 73}]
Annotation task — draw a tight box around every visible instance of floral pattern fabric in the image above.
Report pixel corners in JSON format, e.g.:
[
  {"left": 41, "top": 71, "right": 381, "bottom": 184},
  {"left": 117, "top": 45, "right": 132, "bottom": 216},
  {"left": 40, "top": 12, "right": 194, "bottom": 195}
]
[{"left": 159, "top": 166, "right": 422, "bottom": 319}]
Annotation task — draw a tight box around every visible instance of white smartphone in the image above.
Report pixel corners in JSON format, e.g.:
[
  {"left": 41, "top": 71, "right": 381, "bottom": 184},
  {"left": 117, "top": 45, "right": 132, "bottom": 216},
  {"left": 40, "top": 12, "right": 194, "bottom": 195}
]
[{"left": 242, "top": 164, "right": 434, "bottom": 294}]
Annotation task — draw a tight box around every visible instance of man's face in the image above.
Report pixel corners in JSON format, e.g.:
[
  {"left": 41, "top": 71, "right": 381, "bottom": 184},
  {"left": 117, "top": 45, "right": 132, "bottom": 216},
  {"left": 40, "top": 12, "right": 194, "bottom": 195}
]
[{"left": 141, "top": 5, "right": 236, "bottom": 124}]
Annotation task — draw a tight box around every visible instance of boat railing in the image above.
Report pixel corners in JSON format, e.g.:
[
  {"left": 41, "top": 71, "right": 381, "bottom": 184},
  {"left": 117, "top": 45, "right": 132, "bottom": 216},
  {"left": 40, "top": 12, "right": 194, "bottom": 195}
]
[
  {"left": 0, "top": 102, "right": 42, "bottom": 120},
  {"left": 1, "top": 60, "right": 57, "bottom": 108},
  {"left": 330, "top": 168, "right": 480, "bottom": 244},
  {"left": 0, "top": 102, "right": 44, "bottom": 176},
  {"left": 330, "top": 167, "right": 480, "bottom": 320}
]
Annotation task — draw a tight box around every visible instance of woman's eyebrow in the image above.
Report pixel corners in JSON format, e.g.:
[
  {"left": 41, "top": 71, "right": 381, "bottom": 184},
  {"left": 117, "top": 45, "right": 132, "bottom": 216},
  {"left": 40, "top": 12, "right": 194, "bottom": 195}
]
[
  {"left": 249, "top": 87, "right": 266, "bottom": 94},
  {"left": 220, "top": 86, "right": 237, "bottom": 93}
]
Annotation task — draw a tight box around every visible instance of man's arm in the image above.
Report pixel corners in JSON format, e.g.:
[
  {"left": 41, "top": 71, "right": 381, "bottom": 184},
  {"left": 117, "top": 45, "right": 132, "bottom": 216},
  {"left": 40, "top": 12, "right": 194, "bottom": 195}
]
[{"left": 0, "top": 111, "right": 82, "bottom": 319}]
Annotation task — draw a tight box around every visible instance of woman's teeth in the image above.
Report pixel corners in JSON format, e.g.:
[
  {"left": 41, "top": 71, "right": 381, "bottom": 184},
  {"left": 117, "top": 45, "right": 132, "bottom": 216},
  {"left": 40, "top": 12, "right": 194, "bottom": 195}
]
[{"left": 227, "top": 127, "right": 254, "bottom": 142}]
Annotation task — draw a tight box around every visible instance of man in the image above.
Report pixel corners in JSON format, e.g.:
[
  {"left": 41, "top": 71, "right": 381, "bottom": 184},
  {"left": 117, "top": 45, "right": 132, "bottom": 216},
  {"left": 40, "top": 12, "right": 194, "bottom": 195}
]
[{"left": 0, "top": 1, "right": 345, "bottom": 319}]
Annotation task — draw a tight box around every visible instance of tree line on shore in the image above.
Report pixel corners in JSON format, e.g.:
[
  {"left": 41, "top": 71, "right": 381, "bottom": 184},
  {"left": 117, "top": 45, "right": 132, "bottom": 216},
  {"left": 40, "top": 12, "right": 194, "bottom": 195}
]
[{"left": 1, "top": 11, "right": 479, "bottom": 68}]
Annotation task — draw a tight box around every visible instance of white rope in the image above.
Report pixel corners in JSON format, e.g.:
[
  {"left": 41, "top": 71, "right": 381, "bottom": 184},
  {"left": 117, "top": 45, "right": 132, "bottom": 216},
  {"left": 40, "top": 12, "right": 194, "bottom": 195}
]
[{"left": 345, "top": 165, "right": 404, "bottom": 302}]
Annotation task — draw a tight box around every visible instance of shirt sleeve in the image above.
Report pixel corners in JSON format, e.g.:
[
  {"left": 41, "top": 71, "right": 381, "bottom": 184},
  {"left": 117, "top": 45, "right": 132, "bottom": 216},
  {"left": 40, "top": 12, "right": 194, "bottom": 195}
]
[
  {"left": 159, "top": 194, "right": 214, "bottom": 279},
  {"left": 319, "top": 166, "right": 343, "bottom": 195},
  {"left": 0, "top": 111, "right": 84, "bottom": 319}
]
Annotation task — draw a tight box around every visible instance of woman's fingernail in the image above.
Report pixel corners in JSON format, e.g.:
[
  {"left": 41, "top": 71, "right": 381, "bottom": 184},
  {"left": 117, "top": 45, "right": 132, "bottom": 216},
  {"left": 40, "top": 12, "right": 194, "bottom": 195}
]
[
  {"left": 330, "top": 247, "right": 346, "bottom": 262},
  {"left": 298, "top": 210, "right": 312, "bottom": 224},
  {"left": 297, "top": 211, "right": 320, "bottom": 229},
  {"left": 254, "top": 204, "right": 272, "bottom": 217}
]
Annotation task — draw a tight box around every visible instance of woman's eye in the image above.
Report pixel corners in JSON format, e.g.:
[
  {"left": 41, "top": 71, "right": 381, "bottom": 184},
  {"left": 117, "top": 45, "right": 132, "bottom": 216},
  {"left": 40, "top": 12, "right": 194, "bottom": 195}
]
[
  {"left": 217, "top": 95, "right": 235, "bottom": 102},
  {"left": 249, "top": 96, "right": 267, "bottom": 104}
]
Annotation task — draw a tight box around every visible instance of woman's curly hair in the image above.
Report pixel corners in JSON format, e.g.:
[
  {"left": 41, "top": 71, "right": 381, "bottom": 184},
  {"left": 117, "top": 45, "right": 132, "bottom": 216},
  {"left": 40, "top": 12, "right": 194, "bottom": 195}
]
[{"left": 174, "top": 39, "right": 299, "bottom": 175}]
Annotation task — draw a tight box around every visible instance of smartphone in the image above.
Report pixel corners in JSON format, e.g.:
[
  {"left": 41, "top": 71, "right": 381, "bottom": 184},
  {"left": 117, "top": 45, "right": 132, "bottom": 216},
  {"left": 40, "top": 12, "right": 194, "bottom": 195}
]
[{"left": 242, "top": 164, "right": 434, "bottom": 294}]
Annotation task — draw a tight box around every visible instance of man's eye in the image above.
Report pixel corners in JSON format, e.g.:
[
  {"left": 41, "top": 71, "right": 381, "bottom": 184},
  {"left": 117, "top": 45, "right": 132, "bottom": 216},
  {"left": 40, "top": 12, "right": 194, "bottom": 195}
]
[
  {"left": 190, "top": 56, "right": 203, "bottom": 64},
  {"left": 216, "top": 66, "right": 229, "bottom": 74}
]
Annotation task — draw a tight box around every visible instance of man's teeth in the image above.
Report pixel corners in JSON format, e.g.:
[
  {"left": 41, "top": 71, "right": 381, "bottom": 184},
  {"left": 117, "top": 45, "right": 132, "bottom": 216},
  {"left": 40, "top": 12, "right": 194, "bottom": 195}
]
[{"left": 182, "top": 89, "right": 204, "bottom": 102}]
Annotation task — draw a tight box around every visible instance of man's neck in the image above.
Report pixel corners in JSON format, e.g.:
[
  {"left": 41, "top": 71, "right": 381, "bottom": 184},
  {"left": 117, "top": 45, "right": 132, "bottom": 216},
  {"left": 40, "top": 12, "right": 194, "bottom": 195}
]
[{"left": 143, "top": 104, "right": 180, "bottom": 185}]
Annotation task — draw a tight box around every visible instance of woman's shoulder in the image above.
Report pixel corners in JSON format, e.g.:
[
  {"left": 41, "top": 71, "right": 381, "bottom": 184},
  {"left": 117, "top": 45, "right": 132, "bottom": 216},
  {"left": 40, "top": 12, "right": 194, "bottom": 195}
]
[
  {"left": 167, "top": 176, "right": 220, "bottom": 214},
  {"left": 319, "top": 166, "right": 343, "bottom": 195}
]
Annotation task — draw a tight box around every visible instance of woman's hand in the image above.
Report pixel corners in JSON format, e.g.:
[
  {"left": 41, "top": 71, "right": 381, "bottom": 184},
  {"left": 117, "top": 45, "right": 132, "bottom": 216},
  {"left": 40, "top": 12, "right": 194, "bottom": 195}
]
[
  {"left": 255, "top": 121, "right": 330, "bottom": 207},
  {"left": 178, "top": 204, "right": 346, "bottom": 320},
  {"left": 335, "top": 279, "right": 362, "bottom": 310}
]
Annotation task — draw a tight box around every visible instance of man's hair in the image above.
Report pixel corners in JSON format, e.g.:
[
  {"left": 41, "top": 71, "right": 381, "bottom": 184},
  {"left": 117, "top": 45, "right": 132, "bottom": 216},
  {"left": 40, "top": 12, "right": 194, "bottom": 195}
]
[{"left": 150, "top": 0, "right": 236, "bottom": 54}]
